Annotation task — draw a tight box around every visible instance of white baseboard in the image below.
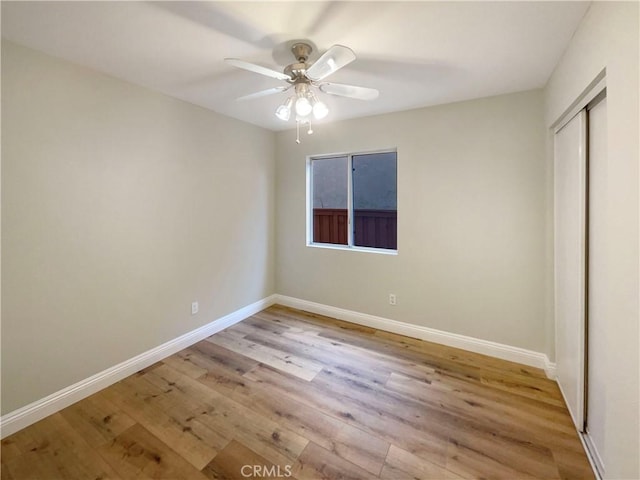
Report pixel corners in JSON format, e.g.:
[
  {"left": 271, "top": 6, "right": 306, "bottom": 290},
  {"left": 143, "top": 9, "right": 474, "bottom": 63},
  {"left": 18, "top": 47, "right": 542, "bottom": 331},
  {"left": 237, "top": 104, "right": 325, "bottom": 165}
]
[
  {"left": 0, "top": 294, "right": 278, "bottom": 439},
  {"left": 275, "top": 295, "right": 556, "bottom": 378},
  {"left": 544, "top": 358, "right": 557, "bottom": 380}
]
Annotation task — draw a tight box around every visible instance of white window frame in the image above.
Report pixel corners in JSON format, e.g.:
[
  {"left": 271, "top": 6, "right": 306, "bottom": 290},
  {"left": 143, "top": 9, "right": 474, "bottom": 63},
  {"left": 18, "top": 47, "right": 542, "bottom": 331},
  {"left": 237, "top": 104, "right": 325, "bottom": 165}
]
[{"left": 306, "top": 148, "right": 398, "bottom": 255}]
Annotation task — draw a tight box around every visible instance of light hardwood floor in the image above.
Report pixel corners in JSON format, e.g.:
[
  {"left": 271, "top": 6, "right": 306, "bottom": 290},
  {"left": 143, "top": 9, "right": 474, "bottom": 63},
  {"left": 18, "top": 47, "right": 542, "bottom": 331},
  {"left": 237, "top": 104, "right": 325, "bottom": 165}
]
[{"left": 1, "top": 305, "right": 594, "bottom": 479}]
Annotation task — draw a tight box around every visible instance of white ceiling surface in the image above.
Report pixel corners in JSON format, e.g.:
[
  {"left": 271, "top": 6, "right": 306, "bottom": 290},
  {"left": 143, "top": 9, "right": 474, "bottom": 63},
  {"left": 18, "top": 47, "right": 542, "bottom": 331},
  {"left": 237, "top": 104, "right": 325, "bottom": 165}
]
[{"left": 2, "top": 1, "right": 590, "bottom": 131}]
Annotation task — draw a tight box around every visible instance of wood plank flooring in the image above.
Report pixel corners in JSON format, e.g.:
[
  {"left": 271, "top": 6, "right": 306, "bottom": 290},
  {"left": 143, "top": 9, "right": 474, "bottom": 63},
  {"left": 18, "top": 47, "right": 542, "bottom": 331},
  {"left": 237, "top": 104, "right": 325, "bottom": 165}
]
[{"left": 1, "top": 305, "right": 594, "bottom": 479}]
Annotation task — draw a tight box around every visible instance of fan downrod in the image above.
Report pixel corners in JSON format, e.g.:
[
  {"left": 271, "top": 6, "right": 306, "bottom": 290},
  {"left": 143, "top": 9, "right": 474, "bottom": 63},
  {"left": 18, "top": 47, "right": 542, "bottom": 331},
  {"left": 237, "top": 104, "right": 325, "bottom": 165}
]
[{"left": 291, "top": 43, "right": 312, "bottom": 62}]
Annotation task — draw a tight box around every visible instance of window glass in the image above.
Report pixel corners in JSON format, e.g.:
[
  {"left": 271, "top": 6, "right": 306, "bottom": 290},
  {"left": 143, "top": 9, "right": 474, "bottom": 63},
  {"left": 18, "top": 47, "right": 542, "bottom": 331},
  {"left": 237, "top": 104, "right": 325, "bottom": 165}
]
[
  {"left": 352, "top": 152, "right": 397, "bottom": 249},
  {"left": 312, "top": 156, "right": 348, "bottom": 245}
]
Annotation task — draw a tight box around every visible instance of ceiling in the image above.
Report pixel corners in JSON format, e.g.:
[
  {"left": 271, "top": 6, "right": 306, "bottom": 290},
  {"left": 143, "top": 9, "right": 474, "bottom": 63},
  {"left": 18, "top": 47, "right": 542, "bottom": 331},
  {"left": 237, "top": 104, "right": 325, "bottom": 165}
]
[{"left": 2, "top": 1, "right": 590, "bottom": 131}]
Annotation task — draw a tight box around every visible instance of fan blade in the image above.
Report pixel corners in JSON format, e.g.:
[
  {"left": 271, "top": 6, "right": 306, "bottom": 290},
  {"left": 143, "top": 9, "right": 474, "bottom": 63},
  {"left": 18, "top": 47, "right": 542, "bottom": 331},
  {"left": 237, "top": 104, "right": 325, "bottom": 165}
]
[
  {"left": 319, "top": 83, "right": 379, "bottom": 100},
  {"left": 237, "top": 86, "right": 289, "bottom": 101},
  {"left": 306, "top": 45, "right": 356, "bottom": 81},
  {"left": 225, "top": 58, "right": 291, "bottom": 81}
]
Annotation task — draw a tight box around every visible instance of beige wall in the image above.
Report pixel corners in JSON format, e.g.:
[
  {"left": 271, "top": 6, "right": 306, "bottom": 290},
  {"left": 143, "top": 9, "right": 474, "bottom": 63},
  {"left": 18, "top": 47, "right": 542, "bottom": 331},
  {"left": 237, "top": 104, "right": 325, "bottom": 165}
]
[
  {"left": 275, "top": 90, "right": 550, "bottom": 354},
  {"left": 1, "top": 41, "right": 276, "bottom": 414},
  {"left": 544, "top": 2, "right": 639, "bottom": 478}
]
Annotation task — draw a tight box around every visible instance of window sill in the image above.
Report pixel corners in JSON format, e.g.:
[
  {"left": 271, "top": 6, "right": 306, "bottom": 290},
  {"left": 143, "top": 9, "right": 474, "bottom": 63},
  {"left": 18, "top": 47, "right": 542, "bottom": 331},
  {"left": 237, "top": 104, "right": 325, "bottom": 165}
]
[{"left": 306, "top": 243, "right": 398, "bottom": 255}]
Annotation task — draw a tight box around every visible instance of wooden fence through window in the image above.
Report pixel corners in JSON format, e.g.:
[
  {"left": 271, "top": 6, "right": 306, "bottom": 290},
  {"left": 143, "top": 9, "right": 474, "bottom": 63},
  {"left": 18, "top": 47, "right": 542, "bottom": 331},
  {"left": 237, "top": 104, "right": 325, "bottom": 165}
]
[{"left": 312, "top": 208, "right": 397, "bottom": 250}]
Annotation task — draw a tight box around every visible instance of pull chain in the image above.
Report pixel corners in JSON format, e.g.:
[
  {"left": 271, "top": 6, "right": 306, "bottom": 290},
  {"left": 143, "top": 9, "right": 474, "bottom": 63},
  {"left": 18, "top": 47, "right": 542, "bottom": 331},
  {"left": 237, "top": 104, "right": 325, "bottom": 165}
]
[{"left": 296, "top": 120, "right": 300, "bottom": 144}]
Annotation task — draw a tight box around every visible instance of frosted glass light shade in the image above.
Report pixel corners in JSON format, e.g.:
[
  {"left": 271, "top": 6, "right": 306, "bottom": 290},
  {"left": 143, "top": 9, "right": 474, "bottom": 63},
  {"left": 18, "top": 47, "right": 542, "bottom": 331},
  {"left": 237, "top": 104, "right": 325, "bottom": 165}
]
[
  {"left": 295, "top": 96, "right": 312, "bottom": 116},
  {"left": 313, "top": 101, "right": 329, "bottom": 119},
  {"left": 275, "top": 97, "right": 293, "bottom": 121},
  {"left": 275, "top": 104, "right": 291, "bottom": 121}
]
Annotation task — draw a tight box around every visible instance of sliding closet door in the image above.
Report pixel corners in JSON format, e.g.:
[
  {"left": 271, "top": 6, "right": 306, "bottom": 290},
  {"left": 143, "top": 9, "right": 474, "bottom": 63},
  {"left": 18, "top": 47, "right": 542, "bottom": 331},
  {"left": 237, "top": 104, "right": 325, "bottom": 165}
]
[
  {"left": 586, "top": 96, "right": 607, "bottom": 471},
  {"left": 554, "top": 110, "right": 587, "bottom": 430}
]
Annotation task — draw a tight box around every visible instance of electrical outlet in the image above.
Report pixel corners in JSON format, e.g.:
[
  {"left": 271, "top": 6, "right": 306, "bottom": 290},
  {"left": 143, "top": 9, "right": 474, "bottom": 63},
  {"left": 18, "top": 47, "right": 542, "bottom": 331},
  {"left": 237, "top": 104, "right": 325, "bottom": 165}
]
[
  {"left": 389, "top": 294, "right": 397, "bottom": 306},
  {"left": 191, "top": 301, "right": 199, "bottom": 315}
]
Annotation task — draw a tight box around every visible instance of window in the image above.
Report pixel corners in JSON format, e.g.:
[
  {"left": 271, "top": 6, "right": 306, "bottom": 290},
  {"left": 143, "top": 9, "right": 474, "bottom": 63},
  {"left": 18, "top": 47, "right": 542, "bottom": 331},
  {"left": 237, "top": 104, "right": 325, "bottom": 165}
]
[{"left": 308, "top": 150, "right": 397, "bottom": 251}]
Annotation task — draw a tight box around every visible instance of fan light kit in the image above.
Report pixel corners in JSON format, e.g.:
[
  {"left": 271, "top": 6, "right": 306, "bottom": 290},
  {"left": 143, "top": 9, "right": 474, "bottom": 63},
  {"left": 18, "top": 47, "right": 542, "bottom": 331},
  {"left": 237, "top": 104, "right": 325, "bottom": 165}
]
[{"left": 225, "top": 42, "right": 379, "bottom": 143}]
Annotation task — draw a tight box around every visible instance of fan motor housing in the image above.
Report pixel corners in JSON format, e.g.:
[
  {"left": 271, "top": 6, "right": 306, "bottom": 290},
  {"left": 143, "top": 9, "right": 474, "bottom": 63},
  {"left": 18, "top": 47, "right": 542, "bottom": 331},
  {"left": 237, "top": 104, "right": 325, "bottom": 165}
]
[{"left": 284, "top": 62, "right": 309, "bottom": 82}]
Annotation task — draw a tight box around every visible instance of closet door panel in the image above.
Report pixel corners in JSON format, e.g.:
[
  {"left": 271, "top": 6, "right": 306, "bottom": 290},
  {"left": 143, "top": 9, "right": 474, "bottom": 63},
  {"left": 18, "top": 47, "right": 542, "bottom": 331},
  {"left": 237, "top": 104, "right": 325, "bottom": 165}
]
[
  {"left": 586, "top": 97, "right": 607, "bottom": 470},
  {"left": 554, "top": 110, "right": 587, "bottom": 430}
]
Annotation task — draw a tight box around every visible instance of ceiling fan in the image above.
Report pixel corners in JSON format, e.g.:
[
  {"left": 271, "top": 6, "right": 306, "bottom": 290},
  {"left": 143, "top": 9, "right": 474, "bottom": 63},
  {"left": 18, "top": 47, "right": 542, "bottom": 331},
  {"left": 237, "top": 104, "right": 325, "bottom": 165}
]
[{"left": 225, "top": 42, "right": 379, "bottom": 133}]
